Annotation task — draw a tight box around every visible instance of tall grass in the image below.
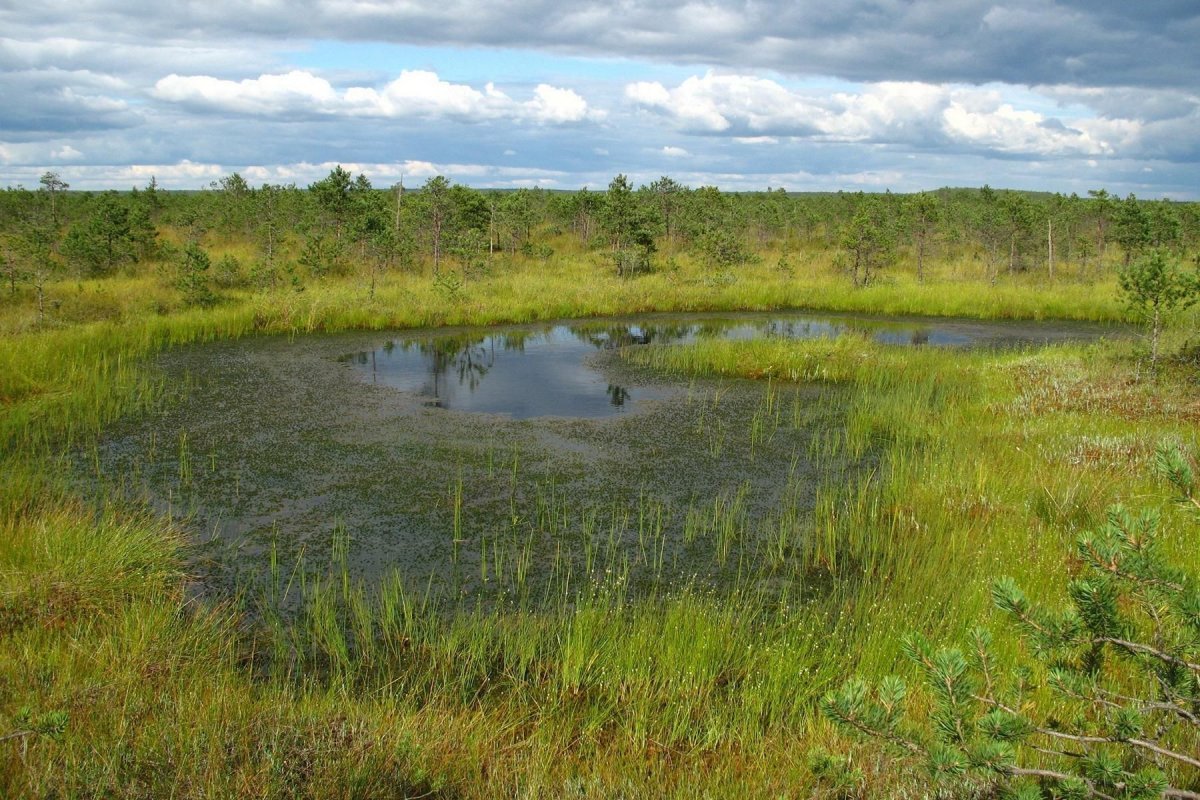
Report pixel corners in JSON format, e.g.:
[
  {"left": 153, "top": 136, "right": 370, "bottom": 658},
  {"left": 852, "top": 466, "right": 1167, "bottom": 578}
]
[
  {"left": 1, "top": 255, "right": 1196, "bottom": 796},
  {"left": 624, "top": 333, "right": 1199, "bottom": 677}
]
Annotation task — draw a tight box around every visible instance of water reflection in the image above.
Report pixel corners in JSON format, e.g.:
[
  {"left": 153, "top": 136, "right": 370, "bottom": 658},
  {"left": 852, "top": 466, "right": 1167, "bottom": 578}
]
[
  {"left": 340, "top": 311, "right": 1119, "bottom": 420},
  {"left": 342, "top": 326, "right": 676, "bottom": 419}
]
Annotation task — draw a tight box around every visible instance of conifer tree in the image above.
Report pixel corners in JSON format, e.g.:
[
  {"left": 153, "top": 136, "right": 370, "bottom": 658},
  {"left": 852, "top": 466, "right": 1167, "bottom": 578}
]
[
  {"left": 1118, "top": 250, "right": 1200, "bottom": 375},
  {"left": 822, "top": 442, "right": 1200, "bottom": 799},
  {"left": 176, "top": 242, "right": 217, "bottom": 307}
]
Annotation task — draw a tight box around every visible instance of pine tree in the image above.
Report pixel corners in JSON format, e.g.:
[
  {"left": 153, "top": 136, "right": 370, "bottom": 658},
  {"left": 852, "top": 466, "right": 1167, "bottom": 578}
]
[
  {"left": 176, "top": 242, "right": 217, "bottom": 307},
  {"left": 1118, "top": 250, "right": 1200, "bottom": 376},
  {"left": 61, "top": 192, "right": 135, "bottom": 276},
  {"left": 1114, "top": 194, "right": 1153, "bottom": 266},
  {"left": 841, "top": 196, "right": 897, "bottom": 286},
  {"left": 822, "top": 441, "right": 1200, "bottom": 799}
]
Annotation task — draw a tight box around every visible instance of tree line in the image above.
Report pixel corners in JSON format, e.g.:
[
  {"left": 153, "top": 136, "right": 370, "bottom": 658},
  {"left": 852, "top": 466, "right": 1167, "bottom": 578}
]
[{"left": 3, "top": 168, "right": 1199, "bottom": 311}]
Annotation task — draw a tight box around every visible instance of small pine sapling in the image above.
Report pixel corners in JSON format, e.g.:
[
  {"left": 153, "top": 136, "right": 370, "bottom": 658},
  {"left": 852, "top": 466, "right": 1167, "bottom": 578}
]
[
  {"left": 1118, "top": 250, "right": 1200, "bottom": 377},
  {"left": 822, "top": 441, "right": 1200, "bottom": 799}
]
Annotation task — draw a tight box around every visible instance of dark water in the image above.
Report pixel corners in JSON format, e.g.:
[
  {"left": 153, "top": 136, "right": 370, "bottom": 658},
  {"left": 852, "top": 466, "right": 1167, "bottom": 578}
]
[
  {"left": 338, "top": 326, "right": 675, "bottom": 419},
  {"left": 339, "top": 311, "right": 1123, "bottom": 420},
  {"left": 85, "top": 311, "right": 1123, "bottom": 608}
]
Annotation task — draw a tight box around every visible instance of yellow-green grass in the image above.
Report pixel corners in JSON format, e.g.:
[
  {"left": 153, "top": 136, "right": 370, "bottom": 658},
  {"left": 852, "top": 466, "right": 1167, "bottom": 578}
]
[{"left": 1, "top": 250, "right": 1196, "bottom": 796}]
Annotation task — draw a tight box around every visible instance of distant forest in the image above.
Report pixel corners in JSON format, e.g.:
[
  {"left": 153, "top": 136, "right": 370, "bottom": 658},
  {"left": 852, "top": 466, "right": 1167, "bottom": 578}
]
[{"left": 4, "top": 168, "right": 1198, "bottom": 302}]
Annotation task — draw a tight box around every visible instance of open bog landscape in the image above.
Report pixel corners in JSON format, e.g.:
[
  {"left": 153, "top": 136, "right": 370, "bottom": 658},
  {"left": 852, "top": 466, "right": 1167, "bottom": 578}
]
[
  {"left": 3, "top": 186, "right": 1197, "bottom": 798},
  {"left": 3, "top": 3, "right": 1200, "bottom": 798}
]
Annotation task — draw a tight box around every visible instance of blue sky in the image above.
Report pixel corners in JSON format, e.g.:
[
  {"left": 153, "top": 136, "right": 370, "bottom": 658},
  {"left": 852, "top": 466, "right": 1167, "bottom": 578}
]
[
  {"left": 285, "top": 42, "right": 701, "bottom": 85},
  {"left": 2, "top": 1, "right": 1198, "bottom": 196}
]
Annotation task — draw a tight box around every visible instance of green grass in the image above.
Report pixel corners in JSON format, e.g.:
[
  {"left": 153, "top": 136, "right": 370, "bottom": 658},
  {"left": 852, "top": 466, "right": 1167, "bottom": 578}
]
[{"left": 1, "top": 250, "right": 1197, "bottom": 797}]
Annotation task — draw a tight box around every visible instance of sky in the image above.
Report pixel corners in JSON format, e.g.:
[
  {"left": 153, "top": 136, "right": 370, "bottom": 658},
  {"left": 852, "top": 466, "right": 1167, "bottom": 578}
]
[{"left": 2, "top": 1, "right": 1198, "bottom": 197}]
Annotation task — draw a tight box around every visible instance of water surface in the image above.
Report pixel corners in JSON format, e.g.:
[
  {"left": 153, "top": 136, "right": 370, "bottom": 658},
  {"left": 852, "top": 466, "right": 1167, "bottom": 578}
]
[
  {"left": 86, "top": 310, "right": 1123, "bottom": 608},
  {"left": 339, "top": 310, "right": 1121, "bottom": 419}
]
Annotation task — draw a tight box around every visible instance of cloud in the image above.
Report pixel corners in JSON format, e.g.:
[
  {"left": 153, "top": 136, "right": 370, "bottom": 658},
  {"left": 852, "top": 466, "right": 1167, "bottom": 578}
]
[
  {"left": 661, "top": 146, "right": 689, "bottom": 157},
  {"left": 51, "top": 144, "right": 83, "bottom": 159},
  {"left": 153, "top": 69, "right": 599, "bottom": 124},
  {"left": 3, "top": 146, "right": 1198, "bottom": 199},
  {"left": 154, "top": 70, "right": 339, "bottom": 115},
  {"left": 6, "top": 1, "right": 1199, "bottom": 90},
  {"left": 0, "top": 35, "right": 278, "bottom": 80},
  {"left": 940, "top": 101, "right": 1106, "bottom": 156},
  {"left": 626, "top": 81, "right": 671, "bottom": 108},
  {"left": 627, "top": 74, "right": 943, "bottom": 140},
  {"left": 2, "top": 2, "right": 1199, "bottom": 196},
  {"left": 1037, "top": 84, "right": 1200, "bottom": 161},
  {"left": 0, "top": 159, "right": 572, "bottom": 190},
  {"left": 526, "top": 84, "right": 597, "bottom": 123},
  {"left": 0, "top": 68, "right": 141, "bottom": 136},
  {"left": 0, "top": 159, "right": 227, "bottom": 189},
  {"left": 1038, "top": 85, "right": 1200, "bottom": 124},
  {"left": 627, "top": 72, "right": 1141, "bottom": 157}
]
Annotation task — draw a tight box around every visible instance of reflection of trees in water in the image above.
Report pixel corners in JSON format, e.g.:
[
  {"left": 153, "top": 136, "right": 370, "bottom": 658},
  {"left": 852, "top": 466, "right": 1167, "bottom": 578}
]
[
  {"left": 763, "top": 320, "right": 842, "bottom": 340},
  {"left": 423, "top": 335, "right": 493, "bottom": 395},
  {"left": 571, "top": 324, "right": 648, "bottom": 349},
  {"left": 362, "top": 334, "right": 500, "bottom": 399},
  {"left": 764, "top": 318, "right": 932, "bottom": 346},
  {"left": 349, "top": 315, "right": 946, "bottom": 410},
  {"left": 355, "top": 316, "right": 944, "bottom": 401},
  {"left": 570, "top": 322, "right": 701, "bottom": 350},
  {"left": 497, "top": 329, "right": 535, "bottom": 353}
]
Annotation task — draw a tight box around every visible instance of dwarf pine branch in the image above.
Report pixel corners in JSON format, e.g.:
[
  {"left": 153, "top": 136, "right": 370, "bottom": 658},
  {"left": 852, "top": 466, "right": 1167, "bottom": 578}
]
[{"left": 821, "top": 441, "right": 1200, "bottom": 798}]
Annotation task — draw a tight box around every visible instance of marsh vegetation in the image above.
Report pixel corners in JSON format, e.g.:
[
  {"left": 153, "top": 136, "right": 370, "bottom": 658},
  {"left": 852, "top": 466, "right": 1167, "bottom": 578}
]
[{"left": 1, "top": 174, "right": 1197, "bottom": 797}]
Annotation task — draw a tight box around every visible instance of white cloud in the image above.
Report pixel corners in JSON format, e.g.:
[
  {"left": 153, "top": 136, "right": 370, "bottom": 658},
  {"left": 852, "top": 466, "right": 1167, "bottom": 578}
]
[
  {"left": 661, "top": 145, "right": 689, "bottom": 157},
  {"left": 0, "top": 139, "right": 92, "bottom": 165},
  {"left": 155, "top": 70, "right": 339, "bottom": 114},
  {"left": 0, "top": 36, "right": 277, "bottom": 79},
  {"left": 0, "top": 159, "right": 225, "bottom": 188},
  {"left": 61, "top": 88, "right": 127, "bottom": 114},
  {"left": 0, "top": 159, "right": 573, "bottom": 190},
  {"left": 152, "top": 69, "right": 599, "bottom": 124},
  {"left": 626, "top": 80, "right": 671, "bottom": 107},
  {"left": 839, "top": 170, "right": 906, "bottom": 187},
  {"left": 2, "top": 4, "right": 1196, "bottom": 198},
  {"left": 626, "top": 73, "right": 798, "bottom": 132},
  {"left": 627, "top": 72, "right": 1142, "bottom": 157},
  {"left": 941, "top": 99, "right": 1108, "bottom": 156},
  {"left": 10, "top": 0, "right": 1197, "bottom": 92},
  {"left": 2, "top": 154, "right": 1194, "bottom": 199},
  {"left": 217, "top": 160, "right": 569, "bottom": 186},
  {"left": 626, "top": 73, "right": 943, "bottom": 138},
  {"left": 51, "top": 144, "right": 82, "bottom": 159},
  {"left": 834, "top": 81, "right": 946, "bottom": 139},
  {"left": 124, "top": 160, "right": 226, "bottom": 182},
  {"left": 526, "top": 83, "right": 598, "bottom": 123}
]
